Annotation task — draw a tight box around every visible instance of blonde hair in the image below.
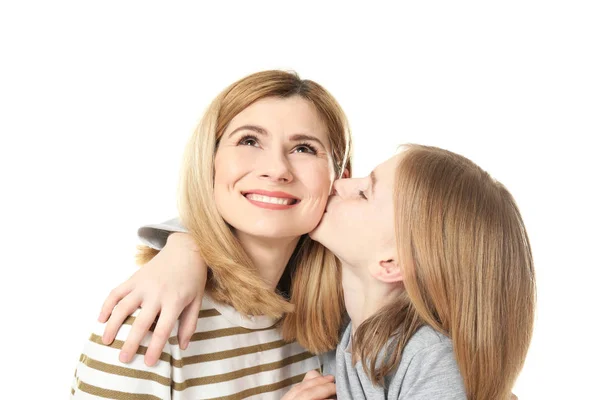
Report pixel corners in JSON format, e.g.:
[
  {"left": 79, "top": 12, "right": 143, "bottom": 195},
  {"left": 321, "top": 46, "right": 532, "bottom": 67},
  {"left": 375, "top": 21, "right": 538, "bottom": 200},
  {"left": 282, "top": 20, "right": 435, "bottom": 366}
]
[
  {"left": 138, "top": 70, "right": 351, "bottom": 353},
  {"left": 353, "top": 144, "right": 536, "bottom": 399}
]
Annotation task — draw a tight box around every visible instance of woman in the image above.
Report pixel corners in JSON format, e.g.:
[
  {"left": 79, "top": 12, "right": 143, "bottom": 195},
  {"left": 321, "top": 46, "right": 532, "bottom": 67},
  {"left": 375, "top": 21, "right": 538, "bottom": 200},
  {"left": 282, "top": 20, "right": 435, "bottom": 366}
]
[
  {"left": 102, "top": 146, "right": 535, "bottom": 399},
  {"left": 71, "top": 70, "right": 352, "bottom": 399}
]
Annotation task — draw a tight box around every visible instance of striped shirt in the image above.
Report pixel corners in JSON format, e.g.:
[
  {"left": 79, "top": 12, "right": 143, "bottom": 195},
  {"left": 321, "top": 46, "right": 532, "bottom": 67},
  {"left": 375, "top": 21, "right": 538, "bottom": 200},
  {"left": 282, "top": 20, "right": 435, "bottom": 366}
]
[{"left": 71, "top": 295, "right": 320, "bottom": 399}]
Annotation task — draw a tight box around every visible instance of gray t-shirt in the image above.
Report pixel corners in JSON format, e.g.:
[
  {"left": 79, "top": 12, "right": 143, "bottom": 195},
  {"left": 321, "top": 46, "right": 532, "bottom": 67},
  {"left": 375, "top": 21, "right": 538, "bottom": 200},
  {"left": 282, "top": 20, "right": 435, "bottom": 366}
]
[
  {"left": 138, "top": 218, "right": 186, "bottom": 250},
  {"left": 323, "top": 323, "right": 466, "bottom": 400}
]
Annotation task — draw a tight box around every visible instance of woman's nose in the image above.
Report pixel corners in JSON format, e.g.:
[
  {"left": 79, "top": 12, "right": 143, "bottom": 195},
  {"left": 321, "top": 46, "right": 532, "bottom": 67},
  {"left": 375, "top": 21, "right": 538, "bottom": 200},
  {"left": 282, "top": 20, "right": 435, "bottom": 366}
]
[{"left": 258, "top": 151, "right": 293, "bottom": 183}]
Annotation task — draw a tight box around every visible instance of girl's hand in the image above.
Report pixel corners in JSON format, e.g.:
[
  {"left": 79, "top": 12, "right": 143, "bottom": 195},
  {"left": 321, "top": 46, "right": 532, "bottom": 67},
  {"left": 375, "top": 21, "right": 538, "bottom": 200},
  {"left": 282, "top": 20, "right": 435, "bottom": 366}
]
[
  {"left": 98, "top": 232, "right": 207, "bottom": 366},
  {"left": 282, "top": 370, "right": 336, "bottom": 400}
]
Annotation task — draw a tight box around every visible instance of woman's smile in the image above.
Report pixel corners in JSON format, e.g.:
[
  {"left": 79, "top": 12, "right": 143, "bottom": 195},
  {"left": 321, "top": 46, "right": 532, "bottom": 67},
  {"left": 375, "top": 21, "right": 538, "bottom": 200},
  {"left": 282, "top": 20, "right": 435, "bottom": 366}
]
[{"left": 243, "top": 190, "right": 300, "bottom": 210}]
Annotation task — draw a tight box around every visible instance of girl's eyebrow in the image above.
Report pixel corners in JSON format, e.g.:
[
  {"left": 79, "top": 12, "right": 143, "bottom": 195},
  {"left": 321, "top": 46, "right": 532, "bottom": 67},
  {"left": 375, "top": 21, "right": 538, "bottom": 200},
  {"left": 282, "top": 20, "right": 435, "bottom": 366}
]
[
  {"left": 227, "top": 124, "right": 267, "bottom": 138},
  {"left": 370, "top": 170, "right": 377, "bottom": 194}
]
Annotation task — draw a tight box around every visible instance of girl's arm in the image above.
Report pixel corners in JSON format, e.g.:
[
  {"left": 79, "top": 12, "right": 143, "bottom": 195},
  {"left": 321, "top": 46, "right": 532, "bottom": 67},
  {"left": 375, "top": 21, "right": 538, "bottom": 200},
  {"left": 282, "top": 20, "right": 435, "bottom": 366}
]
[{"left": 98, "top": 220, "right": 208, "bottom": 366}]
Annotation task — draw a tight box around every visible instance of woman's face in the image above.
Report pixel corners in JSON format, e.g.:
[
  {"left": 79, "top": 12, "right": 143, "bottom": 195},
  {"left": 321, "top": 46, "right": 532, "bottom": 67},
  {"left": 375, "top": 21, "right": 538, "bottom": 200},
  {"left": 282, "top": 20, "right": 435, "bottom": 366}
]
[
  {"left": 214, "top": 95, "right": 335, "bottom": 239},
  {"left": 310, "top": 154, "right": 401, "bottom": 267}
]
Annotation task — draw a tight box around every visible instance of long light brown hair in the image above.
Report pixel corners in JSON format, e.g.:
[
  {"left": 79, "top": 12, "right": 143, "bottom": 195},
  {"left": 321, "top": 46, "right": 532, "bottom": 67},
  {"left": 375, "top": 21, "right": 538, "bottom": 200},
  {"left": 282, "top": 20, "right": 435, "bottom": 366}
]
[
  {"left": 138, "top": 70, "right": 351, "bottom": 353},
  {"left": 353, "top": 144, "right": 536, "bottom": 399}
]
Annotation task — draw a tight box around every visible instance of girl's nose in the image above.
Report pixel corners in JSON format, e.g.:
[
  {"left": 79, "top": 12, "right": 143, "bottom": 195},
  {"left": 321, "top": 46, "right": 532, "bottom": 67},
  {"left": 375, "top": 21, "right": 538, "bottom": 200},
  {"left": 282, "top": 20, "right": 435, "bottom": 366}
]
[
  {"left": 332, "top": 178, "right": 355, "bottom": 198},
  {"left": 333, "top": 177, "right": 368, "bottom": 199}
]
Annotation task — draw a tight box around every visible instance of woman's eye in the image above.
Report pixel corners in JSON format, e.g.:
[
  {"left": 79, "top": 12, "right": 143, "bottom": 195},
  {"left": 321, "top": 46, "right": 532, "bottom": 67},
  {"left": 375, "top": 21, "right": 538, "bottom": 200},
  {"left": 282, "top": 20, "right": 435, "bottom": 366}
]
[
  {"left": 294, "top": 143, "right": 318, "bottom": 155},
  {"left": 359, "top": 190, "right": 368, "bottom": 200},
  {"left": 238, "top": 135, "right": 259, "bottom": 147}
]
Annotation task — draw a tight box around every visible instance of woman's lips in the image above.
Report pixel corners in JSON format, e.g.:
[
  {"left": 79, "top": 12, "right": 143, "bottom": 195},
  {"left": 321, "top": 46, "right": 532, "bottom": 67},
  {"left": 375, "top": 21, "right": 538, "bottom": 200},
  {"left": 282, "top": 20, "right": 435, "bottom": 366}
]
[{"left": 242, "top": 190, "right": 300, "bottom": 210}]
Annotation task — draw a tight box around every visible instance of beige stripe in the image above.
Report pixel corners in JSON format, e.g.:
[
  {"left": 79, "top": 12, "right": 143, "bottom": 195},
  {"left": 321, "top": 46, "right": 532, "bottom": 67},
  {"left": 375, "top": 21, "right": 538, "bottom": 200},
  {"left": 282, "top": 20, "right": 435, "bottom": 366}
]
[
  {"left": 79, "top": 354, "right": 171, "bottom": 386},
  {"left": 120, "top": 308, "right": 254, "bottom": 347},
  {"left": 206, "top": 372, "right": 306, "bottom": 400},
  {"left": 89, "top": 333, "right": 288, "bottom": 368},
  {"left": 169, "top": 325, "right": 276, "bottom": 345},
  {"left": 71, "top": 387, "right": 75, "bottom": 395},
  {"left": 89, "top": 333, "right": 173, "bottom": 364},
  {"left": 173, "top": 339, "right": 288, "bottom": 367},
  {"left": 76, "top": 377, "right": 162, "bottom": 400},
  {"left": 123, "top": 316, "right": 156, "bottom": 332},
  {"left": 173, "top": 351, "right": 316, "bottom": 390},
  {"left": 199, "top": 309, "right": 221, "bottom": 318},
  {"left": 120, "top": 309, "right": 221, "bottom": 333},
  {"left": 122, "top": 308, "right": 220, "bottom": 327}
]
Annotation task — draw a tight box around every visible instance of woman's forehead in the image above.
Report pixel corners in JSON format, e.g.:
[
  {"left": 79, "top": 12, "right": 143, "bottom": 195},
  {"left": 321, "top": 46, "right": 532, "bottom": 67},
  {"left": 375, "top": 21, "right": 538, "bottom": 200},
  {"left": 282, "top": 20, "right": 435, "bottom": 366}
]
[{"left": 233, "top": 96, "right": 323, "bottom": 126}]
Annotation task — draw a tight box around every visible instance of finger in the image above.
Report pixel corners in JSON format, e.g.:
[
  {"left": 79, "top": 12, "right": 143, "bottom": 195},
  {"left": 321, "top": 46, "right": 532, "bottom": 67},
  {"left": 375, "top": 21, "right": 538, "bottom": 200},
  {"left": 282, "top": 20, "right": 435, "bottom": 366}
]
[
  {"left": 118, "top": 303, "right": 160, "bottom": 363},
  {"left": 144, "top": 305, "right": 181, "bottom": 366},
  {"left": 98, "top": 281, "right": 133, "bottom": 322},
  {"left": 102, "top": 293, "right": 142, "bottom": 345},
  {"left": 295, "top": 381, "right": 336, "bottom": 400},
  {"left": 285, "top": 375, "right": 335, "bottom": 398},
  {"left": 303, "top": 370, "right": 322, "bottom": 381},
  {"left": 177, "top": 296, "right": 202, "bottom": 350}
]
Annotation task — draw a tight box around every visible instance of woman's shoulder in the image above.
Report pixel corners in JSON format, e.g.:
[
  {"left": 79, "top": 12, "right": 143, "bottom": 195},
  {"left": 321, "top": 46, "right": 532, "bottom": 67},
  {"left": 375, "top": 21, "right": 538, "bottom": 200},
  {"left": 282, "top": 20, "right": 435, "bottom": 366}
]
[{"left": 202, "top": 293, "right": 280, "bottom": 330}]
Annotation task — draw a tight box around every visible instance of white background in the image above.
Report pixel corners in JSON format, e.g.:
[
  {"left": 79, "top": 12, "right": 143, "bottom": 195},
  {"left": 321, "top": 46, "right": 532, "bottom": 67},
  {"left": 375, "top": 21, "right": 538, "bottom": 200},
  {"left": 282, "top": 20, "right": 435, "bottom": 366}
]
[{"left": 1, "top": 1, "right": 598, "bottom": 399}]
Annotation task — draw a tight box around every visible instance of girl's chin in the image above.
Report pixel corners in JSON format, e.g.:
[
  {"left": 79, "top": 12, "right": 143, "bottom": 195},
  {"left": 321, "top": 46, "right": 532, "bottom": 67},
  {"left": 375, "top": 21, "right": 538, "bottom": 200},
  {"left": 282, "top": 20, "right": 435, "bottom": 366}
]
[
  {"left": 309, "top": 210, "right": 329, "bottom": 236},
  {"left": 307, "top": 223, "right": 325, "bottom": 242}
]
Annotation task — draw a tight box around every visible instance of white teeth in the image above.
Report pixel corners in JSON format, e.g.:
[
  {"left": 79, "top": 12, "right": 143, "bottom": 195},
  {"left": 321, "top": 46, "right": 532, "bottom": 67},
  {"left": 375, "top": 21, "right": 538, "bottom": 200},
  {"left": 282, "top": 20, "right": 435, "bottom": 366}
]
[{"left": 246, "top": 194, "right": 295, "bottom": 205}]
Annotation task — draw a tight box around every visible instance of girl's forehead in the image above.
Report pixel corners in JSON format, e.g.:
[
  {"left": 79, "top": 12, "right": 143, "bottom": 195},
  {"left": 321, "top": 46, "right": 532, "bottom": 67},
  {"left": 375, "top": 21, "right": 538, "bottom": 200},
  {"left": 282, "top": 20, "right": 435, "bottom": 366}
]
[{"left": 374, "top": 154, "right": 402, "bottom": 176}]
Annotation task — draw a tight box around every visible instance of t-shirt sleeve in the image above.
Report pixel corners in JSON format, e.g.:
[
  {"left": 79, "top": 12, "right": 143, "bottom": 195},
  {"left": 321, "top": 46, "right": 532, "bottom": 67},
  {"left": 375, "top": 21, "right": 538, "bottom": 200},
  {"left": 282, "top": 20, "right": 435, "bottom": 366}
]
[
  {"left": 398, "top": 342, "right": 466, "bottom": 399},
  {"left": 71, "top": 311, "right": 174, "bottom": 399},
  {"left": 137, "top": 218, "right": 187, "bottom": 250}
]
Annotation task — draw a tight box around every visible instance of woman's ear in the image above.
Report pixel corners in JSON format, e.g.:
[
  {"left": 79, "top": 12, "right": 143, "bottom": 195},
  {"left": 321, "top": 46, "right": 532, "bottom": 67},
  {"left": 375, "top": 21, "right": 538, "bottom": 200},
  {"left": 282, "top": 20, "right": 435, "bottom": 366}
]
[
  {"left": 341, "top": 168, "right": 350, "bottom": 179},
  {"left": 370, "top": 259, "right": 403, "bottom": 283}
]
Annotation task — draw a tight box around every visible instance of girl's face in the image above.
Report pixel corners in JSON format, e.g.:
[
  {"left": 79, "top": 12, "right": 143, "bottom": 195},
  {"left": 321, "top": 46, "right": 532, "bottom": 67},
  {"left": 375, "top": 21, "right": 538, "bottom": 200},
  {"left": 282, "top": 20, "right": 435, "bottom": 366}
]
[
  {"left": 214, "top": 95, "right": 335, "bottom": 239},
  {"left": 311, "top": 154, "right": 401, "bottom": 267}
]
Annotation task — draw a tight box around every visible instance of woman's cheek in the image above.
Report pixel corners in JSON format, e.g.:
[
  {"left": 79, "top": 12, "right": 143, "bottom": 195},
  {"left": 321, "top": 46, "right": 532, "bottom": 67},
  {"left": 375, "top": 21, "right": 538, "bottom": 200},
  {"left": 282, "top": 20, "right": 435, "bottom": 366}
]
[
  {"left": 313, "top": 162, "right": 335, "bottom": 191},
  {"left": 313, "top": 176, "right": 334, "bottom": 210},
  {"left": 215, "top": 150, "right": 253, "bottom": 182}
]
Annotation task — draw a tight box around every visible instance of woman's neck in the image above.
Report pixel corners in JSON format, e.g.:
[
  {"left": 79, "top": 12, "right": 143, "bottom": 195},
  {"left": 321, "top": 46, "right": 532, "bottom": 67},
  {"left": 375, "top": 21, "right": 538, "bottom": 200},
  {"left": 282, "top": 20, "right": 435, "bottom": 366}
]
[
  {"left": 341, "top": 261, "right": 403, "bottom": 334},
  {"left": 236, "top": 232, "right": 300, "bottom": 290}
]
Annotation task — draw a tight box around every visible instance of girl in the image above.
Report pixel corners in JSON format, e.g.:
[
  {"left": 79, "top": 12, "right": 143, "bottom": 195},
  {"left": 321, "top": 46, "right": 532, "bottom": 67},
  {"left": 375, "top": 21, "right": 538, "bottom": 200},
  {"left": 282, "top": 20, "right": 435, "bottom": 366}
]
[{"left": 289, "top": 145, "right": 535, "bottom": 399}]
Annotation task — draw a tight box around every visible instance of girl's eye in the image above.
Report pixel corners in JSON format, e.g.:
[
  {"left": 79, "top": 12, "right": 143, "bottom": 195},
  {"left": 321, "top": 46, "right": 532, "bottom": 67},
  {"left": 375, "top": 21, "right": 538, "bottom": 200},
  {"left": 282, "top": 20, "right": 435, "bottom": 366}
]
[
  {"left": 238, "top": 135, "right": 260, "bottom": 147},
  {"left": 294, "top": 143, "right": 318, "bottom": 155},
  {"left": 359, "top": 190, "right": 368, "bottom": 200}
]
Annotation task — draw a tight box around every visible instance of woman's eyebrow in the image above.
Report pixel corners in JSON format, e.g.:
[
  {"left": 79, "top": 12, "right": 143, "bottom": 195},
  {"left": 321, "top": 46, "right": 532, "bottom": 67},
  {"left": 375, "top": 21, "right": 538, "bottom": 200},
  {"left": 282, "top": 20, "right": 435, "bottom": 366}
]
[
  {"left": 289, "top": 133, "right": 326, "bottom": 149},
  {"left": 226, "top": 127, "right": 327, "bottom": 150},
  {"left": 227, "top": 124, "right": 268, "bottom": 138}
]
